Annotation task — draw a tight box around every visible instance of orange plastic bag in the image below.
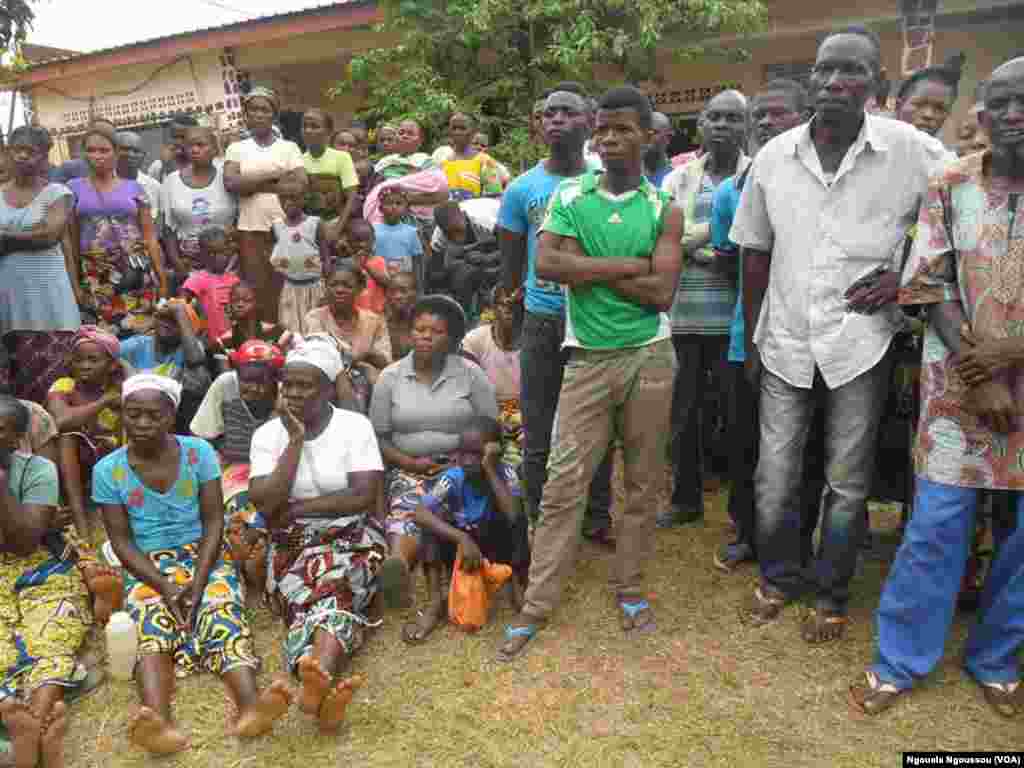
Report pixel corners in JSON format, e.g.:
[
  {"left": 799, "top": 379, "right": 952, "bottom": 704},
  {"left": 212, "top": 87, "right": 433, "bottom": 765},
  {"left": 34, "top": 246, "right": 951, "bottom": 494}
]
[{"left": 448, "top": 556, "right": 513, "bottom": 632}]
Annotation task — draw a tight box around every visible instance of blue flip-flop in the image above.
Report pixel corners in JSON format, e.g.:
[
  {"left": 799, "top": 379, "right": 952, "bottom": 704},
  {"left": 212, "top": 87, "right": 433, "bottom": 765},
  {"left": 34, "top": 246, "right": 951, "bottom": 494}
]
[
  {"left": 496, "top": 622, "right": 542, "bottom": 662},
  {"left": 619, "top": 599, "right": 656, "bottom": 633}
]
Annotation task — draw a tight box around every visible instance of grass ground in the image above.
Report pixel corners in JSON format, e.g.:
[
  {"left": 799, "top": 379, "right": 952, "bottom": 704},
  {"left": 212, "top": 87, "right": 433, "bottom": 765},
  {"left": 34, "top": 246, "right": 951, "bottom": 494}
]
[{"left": 64, "top": 463, "right": 1019, "bottom": 768}]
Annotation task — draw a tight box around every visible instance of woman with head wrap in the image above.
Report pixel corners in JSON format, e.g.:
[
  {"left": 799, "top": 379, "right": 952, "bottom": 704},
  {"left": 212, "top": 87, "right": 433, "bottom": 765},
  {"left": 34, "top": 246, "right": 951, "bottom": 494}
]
[
  {"left": 0, "top": 126, "right": 81, "bottom": 404},
  {"left": 249, "top": 337, "right": 385, "bottom": 732},
  {"left": 190, "top": 340, "right": 284, "bottom": 602},
  {"left": 369, "top": 295, "right": 498, "bottom": 641},
  {"left": 223, "top": 86, "right": 308, "bottom": 323},
  {"left": 93, "top": 374, "right": 291, "bottom": 755},
  {"left": 0, "top": 394, "right": 97, "bottom": 768},
  {"left": 45, "top": 326, "right": 125, "bottom": 539}
]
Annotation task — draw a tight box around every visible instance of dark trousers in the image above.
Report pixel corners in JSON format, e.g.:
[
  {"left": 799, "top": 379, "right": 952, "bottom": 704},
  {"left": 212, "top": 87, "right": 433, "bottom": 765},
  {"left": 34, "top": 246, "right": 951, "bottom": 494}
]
[
  {"left": 727, "top": 362, "right": 826, "bottom": 562},
  {"left": 670, "top": 334, "right": 729, "bottom": 509},
  {"left": 520, "top": 311, "right": 612, "bottom": 527},
  {"left": 438, "top": 508, "right": 532, "bottom": 583}
]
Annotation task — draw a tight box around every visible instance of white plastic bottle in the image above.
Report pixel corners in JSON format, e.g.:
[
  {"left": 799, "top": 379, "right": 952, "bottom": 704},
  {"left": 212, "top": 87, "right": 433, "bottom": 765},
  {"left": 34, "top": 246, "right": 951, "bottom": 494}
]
[{"left": 105, "top": 611, "right": 137, "bottom": 681}]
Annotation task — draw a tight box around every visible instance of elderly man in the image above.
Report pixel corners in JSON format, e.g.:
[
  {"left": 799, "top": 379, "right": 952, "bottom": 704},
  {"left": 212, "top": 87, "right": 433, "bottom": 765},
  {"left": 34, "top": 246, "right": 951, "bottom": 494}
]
[
  {"left": 850, "top": 55, "right": 1024, "bottom": 718},
  {"left": 660, "top": 89, "right": 749, "bottom": 527},
  {"left": 731, "top": 25, "right": 950, "bottom": 642}
]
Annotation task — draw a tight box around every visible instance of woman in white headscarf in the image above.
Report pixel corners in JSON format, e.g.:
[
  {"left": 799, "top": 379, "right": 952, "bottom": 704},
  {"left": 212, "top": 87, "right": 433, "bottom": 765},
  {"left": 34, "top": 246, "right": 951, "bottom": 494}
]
[
  {"left": 248, "top": 336, "right": 386, "bottom": 733},
  {"left": 93, "top": 373, "right": 291, "bottom": 755}
]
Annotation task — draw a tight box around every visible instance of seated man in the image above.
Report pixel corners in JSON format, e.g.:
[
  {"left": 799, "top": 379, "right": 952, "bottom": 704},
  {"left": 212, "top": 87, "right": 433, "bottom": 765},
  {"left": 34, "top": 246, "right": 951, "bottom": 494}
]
[{"left": 429, "top": 198, "right": 502, "bottom": 310}]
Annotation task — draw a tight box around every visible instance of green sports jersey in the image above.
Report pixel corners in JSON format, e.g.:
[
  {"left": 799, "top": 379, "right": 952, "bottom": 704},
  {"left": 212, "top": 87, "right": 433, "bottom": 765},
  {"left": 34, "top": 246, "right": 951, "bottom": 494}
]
[{"left": 541, "top": 171, "right": 672, "bottom": 350}]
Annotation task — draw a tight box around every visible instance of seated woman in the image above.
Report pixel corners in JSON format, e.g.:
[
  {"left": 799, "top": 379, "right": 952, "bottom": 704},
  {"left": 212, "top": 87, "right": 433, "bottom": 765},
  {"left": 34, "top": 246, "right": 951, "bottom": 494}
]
[
  {"left": 369, "top": 295, "right": 498, "bottom": 641},
  {"left": 249, "top": 337, "right": 385, "bottom": 733},
  {"left": 384, "top": 271, "right": 417, "bottom": 360},
  {"left": 0, "top": 396, "right": 93, "bottom": 768},
  {"left": 93, "top": 374, "right": 291, "bottom": 755},
  {"left": 304, "top": 259, "right": 392, "bottom": 386},
  {"left": 46, "top": 326, "right": 125, "bottom": 540},
  {"left": 190, "top": 340, "right": 285, "bottom": 602},
  {"left": 461, "top": 286, "right": 523, "bottom": 469},
  {"left": 401, "top": 416, "right": 529, "bottom": 643}
]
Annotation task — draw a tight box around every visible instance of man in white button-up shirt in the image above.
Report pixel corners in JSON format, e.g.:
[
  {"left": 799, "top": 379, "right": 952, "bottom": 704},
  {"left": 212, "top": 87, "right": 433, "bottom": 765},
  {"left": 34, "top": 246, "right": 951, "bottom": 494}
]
[{"left": 730, "top": 25, "right": 951, "bottom": 643}]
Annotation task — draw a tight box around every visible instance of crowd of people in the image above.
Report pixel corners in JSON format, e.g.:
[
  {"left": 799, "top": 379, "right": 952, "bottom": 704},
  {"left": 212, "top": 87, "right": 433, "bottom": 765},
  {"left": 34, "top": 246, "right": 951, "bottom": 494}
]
[{"left": 0, "top": 20, "right": 1021, "bottom": 764}]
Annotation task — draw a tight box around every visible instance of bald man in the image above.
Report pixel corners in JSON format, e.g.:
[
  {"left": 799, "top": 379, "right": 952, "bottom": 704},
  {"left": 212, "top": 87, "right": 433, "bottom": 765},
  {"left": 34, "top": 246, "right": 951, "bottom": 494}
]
[
  {"left": 852, "top": 55, "right": 1024, "bottom": 718},
  {"left": 659, "top": 89, "right": 750, "bottom": 528},
  {"left": 644, "top": 111, "right": 674, "bottom": 186}
]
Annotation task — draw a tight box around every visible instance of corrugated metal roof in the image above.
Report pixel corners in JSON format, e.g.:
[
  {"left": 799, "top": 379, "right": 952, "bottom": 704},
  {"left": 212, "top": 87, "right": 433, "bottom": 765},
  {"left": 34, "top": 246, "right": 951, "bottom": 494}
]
[{"left": 23, "top": 1, "right": 362, "bottom": 68}]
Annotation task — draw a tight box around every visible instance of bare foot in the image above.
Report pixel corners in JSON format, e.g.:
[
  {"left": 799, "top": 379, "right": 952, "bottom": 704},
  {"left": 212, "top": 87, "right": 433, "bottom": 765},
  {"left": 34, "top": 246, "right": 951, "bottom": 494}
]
[
  {"left": 128, "top": 707, "right": 189, "bottom": 755},
  {"left": 82, "top": 563, "right": 123, "bottom": 626},
  {"left": 39, "top": 701, "right": 67, "bottom": 768},
  {"left": 318, "top": 676, "right": 364, "bottom": 733},
  {"left": 297, "top": 656, "right": 330, "bottom": 716},
  {"left": 2, "top": 701, "right": 41, "bottom": 768},
  {"left": 234, "top": 679, "right": 293, "bottom": 738}
]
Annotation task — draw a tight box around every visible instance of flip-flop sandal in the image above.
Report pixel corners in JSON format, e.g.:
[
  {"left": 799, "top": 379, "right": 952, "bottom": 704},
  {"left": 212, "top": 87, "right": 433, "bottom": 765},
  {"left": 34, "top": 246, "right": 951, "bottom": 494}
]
[
  {"left": 400, "top": 608, "right": 444, "bottom": 646},
  {"left": 496, "top": 620, "right": 544, "bottom": 663},
  {"left": 849, "top": 671, "right": 904, "bottom": 716},
  {"left": 976, "top": 680, "right": 1021, "bottom": 718},
  {"left": 618, "top": 598, "right": 656, "bottom": 633},
  {"left": 740, "top": 587, "right": 786, "bottom": 626},
  {"left": 377, "top": 558, "right": 412, "bottom": 610},
  {"left": 801, "top": 610, "right": 848, "bottom": 644}
]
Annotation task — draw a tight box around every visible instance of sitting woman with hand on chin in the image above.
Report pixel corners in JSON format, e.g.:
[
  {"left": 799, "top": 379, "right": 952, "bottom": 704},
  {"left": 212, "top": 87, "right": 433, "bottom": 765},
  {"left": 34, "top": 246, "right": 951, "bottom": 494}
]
[
  {"left": 369, "top": 295, "right": 498, "bottom": 641},
  {"left": 249, "top": 337, "right": 386, "bottom": 733},
  {"left": 93, "top": 374, "right": 291, "bottom": 756}
]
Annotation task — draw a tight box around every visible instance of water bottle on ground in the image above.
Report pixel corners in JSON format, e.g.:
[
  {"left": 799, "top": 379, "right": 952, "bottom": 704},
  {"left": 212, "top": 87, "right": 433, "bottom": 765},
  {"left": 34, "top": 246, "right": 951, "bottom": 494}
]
[{"left": 105, "top": 611, "right": 137, "bottom": 681}]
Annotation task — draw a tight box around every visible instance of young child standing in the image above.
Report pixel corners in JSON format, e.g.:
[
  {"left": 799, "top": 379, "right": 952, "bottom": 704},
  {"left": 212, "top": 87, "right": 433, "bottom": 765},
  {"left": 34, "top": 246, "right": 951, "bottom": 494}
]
[
  {"left": 336, "top": 219, "right": 390, "bottom": 315},
  {"left": 372, "top": 187, "right": 422, "bottom": 274},
  {"left": 270, "top": 179, "right": 331, "bottom": 335},
  {"left": 181, "top": 227, "right": 240, "bottom": 341}
]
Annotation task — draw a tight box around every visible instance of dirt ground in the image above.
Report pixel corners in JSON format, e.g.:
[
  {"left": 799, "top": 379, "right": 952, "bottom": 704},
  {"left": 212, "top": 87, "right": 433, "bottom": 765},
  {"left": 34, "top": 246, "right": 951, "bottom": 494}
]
[{"left": 62, "top": 465, "right": 1019, "bottom": 768}]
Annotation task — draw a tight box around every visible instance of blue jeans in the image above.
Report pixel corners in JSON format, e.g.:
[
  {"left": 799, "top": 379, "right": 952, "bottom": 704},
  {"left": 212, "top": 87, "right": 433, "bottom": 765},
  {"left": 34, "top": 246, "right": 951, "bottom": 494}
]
[
  {"left": 520, "top": 311, "right": 612, "bottom": 527},
  {"left": 872, "top": 477, "right": 1023, "bottom": 690}
]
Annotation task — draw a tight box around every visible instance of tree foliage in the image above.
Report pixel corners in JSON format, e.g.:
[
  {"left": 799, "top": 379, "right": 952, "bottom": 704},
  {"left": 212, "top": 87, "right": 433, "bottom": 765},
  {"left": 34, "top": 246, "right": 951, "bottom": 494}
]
[
  {"left": 333, "top": 0, "right": 765, "bottom": 166},
  {"left": 0, "top": 0, "right": 33, "bottom": 54}
]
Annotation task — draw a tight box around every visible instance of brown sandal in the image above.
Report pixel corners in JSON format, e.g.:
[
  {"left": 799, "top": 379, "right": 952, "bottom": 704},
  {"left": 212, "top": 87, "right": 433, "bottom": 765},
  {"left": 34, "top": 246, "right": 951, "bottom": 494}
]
[
  {"left": 740, "top": 587, "right": 786, "bottom": 626},
  {"left": 849, "top": 671, "right": 903, "bottom": 716},
  {"left": 801, "top": 609, "right": 848, "bottom": 644},
  {"left": 977, "top": 680, "right": 1021, "bottom": 719}
]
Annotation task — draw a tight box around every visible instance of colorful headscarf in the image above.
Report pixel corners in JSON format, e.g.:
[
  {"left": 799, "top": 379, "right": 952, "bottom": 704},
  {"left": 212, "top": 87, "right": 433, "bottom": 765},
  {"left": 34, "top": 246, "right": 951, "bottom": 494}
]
[
  {"left": 72, "top": 325, "right": 120, "bottom": 360},
  {"left": 122, "top": 373, "right": 182, "bottom": 410},
  {"left": 229, "top": 340, "right": 285, "bottom": 370},
  {"left": 243, "top": 86, "right": 280, "bottom": 114},
  {"left": 285, "top": 334, "right": 343, "bottom": 382}
]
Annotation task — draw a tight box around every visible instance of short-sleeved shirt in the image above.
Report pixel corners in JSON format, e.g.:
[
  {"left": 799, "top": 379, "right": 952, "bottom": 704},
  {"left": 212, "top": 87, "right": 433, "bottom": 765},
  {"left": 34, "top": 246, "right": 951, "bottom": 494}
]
[
  {"left": 160, "top": 168, "right": 238, "bottom": 263},
  {"left": 461, "top": 325, "right": 520, "bottom": 401},
  {"left": 225, "top": 138, "right": 304, "bottom": 232},
  {"left": 303, "top": 147, "right": 358, "bottom": 218},
  {"left": 190, "top": 371, "right": 274, "bottom": 464},
  {"left": 182, "top": 270, "right": 240, "bottom": 341},
  {"left": 92, "top": 436, "right": 221, "bottom": 552},
  {"left": 370, "top": 353, "right": 498, "bottom": 457},
  {"left": 120, "top": 335, "right": 187, "bottom": 380},
  {"left": 541, "top": 171, "right": 672, "bottom": 349},
  {"left": 497, "top": 162, "right": 585, "bottom": 315},
  {"left": 250, "top": 407, "right": 383, "bottom": 522},
  {"left": 422, "top": 463, "right": 520, "bottom": 532},
  {"left": 729, "top": 114, "right": 952, "bottom": 390},
  {"left": 899, "top": 151, "right": 1024, "bottom": 490},
  {"left": 440, "top": 152, "right": 503, "bottom": 201},
  {"left": 303, "top": 306, "right": 391, "bottom": 364},
  {"left": 9, "top": 452, "right": 59, "bottom": 506},
  {"left": 373, "top": 222, "right": 422, "bottom": 273},
  {"left": 710, "top": 175, "right": 745, "bottom": 362}
]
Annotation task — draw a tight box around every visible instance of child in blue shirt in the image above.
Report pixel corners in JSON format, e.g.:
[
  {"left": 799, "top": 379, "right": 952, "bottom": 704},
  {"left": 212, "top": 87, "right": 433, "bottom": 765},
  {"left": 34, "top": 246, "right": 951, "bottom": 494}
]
[{"left": 372, "top": 187, "right": 423, "bottom": 274}]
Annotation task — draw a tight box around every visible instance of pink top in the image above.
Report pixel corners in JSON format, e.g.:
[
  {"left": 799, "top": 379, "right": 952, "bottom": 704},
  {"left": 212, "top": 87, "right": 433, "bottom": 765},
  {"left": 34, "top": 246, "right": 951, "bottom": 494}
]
[
  {"left": 462, "top": 325, "right": 520, "bottom": 401},
  {"left": 182, "top": 270, "right": 240, "bottom": 340},
  {"left": 355, "top": 256, "right": 389, "bottom": 314}
]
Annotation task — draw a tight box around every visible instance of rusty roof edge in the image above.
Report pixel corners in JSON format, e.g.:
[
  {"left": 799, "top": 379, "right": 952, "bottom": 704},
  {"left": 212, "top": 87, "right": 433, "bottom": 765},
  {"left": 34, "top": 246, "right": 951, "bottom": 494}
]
[{"left": 18, "top": 0, "right": 375, "bottom": 77}]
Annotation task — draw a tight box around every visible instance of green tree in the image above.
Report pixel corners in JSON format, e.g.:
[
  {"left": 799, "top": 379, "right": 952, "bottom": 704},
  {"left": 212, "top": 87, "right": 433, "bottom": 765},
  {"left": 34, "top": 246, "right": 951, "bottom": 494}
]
[
  {"left": 334, "top": 0, "right": 765, "bottom": 167},
  {"left": 0, "top": 0, "right": 33, "bottom": 56}
]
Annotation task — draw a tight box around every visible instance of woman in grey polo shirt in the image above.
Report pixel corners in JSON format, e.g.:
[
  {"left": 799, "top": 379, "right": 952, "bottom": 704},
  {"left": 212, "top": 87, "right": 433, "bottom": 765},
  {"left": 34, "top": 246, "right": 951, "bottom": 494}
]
[{"left": 370, "top": 295, "right": 497, "bottom": 640}]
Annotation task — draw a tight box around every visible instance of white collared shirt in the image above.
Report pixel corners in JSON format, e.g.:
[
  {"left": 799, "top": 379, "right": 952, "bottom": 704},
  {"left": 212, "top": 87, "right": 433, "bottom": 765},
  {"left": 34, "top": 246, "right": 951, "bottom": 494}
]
[{"left": 729, "top": 113, "right": 952, "bottom": 389}]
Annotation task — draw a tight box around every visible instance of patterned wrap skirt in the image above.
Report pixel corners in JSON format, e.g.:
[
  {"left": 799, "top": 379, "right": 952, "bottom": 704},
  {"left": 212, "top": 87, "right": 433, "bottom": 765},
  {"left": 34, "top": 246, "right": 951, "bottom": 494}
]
[
  {"left": 123, "top": 541, "right": 257, "bottom": 677},
  {"left": 268, "top": 514, "right": 387, "bottom": 671},
  {"left": 0, "top": 549, "right": 90, "bottom": 702}
]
